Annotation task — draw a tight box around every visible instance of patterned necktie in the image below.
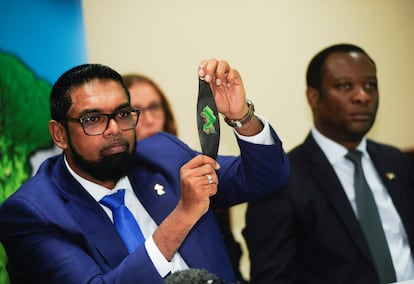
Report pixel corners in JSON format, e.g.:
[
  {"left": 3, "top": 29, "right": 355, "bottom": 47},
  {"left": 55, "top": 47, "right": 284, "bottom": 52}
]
[
  {"left": 346, "top": 150, "right": 396, "bottom": 283},
  {"left": 100, "top": 189, "right": 145, "bottom": 253}
]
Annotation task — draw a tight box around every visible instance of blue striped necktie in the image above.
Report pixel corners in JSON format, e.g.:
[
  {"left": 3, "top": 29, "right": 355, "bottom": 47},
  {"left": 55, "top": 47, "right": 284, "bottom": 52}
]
[{"left": 100, "top": 189, "right": 145, "bottom": 253}]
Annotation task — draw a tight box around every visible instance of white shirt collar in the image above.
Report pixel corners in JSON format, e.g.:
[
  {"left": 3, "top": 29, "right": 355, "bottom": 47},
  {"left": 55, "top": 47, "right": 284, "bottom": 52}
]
[
  {"left": 311, "top": 127, "right": 368, "bottom": 163},
  {"left": 63, "top": 155, "right": 131, "bottom": 202}
]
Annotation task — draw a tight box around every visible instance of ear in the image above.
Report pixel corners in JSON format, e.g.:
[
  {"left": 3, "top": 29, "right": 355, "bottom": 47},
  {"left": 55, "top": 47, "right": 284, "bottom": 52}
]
[
  {"left": 49, "top": 120, "right": 68, "bottom": 150},
  {"left": 306, "top": 87, "right": 320, "bottom": 110}
]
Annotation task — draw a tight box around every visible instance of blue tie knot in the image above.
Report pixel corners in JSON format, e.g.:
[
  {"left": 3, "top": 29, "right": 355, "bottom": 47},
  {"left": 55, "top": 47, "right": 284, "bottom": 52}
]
[{"left": 100, "top": 189, "right": 126, "bottom": 211}]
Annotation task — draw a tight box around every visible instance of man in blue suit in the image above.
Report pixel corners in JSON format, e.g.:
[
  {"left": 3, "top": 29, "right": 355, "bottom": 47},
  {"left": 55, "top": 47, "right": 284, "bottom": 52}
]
[
  {"left": 0, "top": 59, "right": 289, "bottom": 283},
  {"left": 244, "top": 44, "right": 414, "bottom": 283}
]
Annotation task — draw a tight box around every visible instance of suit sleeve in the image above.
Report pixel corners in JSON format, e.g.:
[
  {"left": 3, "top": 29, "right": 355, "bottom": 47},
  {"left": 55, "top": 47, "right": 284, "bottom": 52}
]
[
  {"left": 213, "top": 125, "right": 289, "bottom": 208},
  {"left": 138, "top": 130, "right": 289, "bottom": 209},
  {"left": 0, "top": 196, "right": 165, "bottom": 284}
]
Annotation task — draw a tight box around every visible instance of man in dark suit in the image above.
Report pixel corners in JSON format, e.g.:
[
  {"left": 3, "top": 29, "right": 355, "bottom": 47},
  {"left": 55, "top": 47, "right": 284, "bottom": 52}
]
[
  {"left": 0, "top": 60, "right": 289, "bottom": 284},
  {"left": 244, "top": 44, "right": 414, "bottom": 283}
]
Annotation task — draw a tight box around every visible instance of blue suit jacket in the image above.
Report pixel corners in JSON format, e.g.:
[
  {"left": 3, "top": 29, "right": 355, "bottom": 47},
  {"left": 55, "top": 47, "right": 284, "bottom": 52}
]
[
  {"left": 0, "top": 131, "right": 288, "bottom": 284},
  {"left": 244, "top": 133, "right": 414, "bottom": 284}
]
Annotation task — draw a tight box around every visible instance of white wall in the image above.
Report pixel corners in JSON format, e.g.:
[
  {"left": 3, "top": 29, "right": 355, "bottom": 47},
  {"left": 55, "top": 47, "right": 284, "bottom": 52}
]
[{"left": 82, "top": 0, "right": 414, "bottom": 279}]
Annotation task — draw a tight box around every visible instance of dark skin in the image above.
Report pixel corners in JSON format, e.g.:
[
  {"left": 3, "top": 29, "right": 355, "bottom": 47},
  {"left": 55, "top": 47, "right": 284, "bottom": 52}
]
[{"left": 306, "top": 51, "right": 379, "bottom": 150}]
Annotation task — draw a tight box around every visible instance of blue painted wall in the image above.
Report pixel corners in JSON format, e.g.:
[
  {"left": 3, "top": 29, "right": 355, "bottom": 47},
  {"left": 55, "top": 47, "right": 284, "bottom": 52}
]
[{"left": 0, "top": 0, "right": 88, "bottom": 84}]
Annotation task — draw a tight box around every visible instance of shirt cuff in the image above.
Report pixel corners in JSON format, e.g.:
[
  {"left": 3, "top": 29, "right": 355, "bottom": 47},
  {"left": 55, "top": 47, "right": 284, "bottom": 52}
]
[
  {"left": 233, "top": 114, "right": 275, "bottom": 145},
  {"left": 145, "top": 236, "right": 172, "bottom": 278}
]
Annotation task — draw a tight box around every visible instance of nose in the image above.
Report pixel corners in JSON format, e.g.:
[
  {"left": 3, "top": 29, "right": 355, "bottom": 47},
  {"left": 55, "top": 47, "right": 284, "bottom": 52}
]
[
  {"left": 104, "top": 117, "right": 121, "bottom": 136},
  {"left": 353, "top": 85, "right": 371, "bottom": 103}
]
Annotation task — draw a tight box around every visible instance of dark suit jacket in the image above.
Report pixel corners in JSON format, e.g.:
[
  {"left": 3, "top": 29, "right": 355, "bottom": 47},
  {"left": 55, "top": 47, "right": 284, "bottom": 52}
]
[
  {"left": 244, "top": 133, "right": 414, "bottom": 284},
  {"left": 0, "top": 131, "right": 288, "bottom": 284}
]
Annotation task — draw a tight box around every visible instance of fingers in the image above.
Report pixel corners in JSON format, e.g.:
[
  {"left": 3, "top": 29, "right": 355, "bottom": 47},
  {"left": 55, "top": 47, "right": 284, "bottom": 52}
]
[
  {"left": 181, "top": 154, "right": 220, "bottom": 171},
  {"left": 181, "top": 156, "right": 219, "bottom": 187},
  {"left": 180, "top": 155, "right": 220, "bottom": 196},
  {"left": 198, "top": 59, "right": 242, "bottom": 87},
  {"left": 205, "top": 174, "right": 214, "bottom": 185},
  {"left": 177, "top": 155, "right": 222, "bottom": 218},
  {"left": 182, "top": 163, "right": 218, "bottom": 186},
  {"left": 198, "top": 58, "right": 246, "bottom": 121}
]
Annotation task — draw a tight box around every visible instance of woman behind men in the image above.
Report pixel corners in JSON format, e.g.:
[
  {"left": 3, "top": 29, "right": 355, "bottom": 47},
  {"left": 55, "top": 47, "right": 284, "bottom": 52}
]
[
  {"left": 122, "top": 74, "right": 177, "bottom": 140},
  {"left": 122, "top": 73, "right": 247, "bottom": 283}
]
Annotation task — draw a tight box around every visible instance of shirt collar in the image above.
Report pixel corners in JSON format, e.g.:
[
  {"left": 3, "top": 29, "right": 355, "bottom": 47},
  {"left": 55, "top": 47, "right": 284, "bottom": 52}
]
[
  {"left": 63, "top": 155, "right": 131, "bottom": 202},
  {"left": 311, "top": 127, "right": 368, "bottom": 164}
]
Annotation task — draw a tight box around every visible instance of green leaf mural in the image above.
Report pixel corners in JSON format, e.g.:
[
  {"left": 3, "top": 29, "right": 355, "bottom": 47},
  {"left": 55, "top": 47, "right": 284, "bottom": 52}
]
[{"left": 0, "top": 50, "right": 53, "bottom": 283}]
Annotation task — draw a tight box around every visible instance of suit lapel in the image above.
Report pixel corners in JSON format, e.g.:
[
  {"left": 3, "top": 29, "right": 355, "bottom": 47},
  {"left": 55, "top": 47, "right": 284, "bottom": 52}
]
[
  {"left": 128, "top": 161, "right": 212, "bottom": 268},
  {"left": 368, "top": 142, "right": 414, "bottom": 250},
  {"left": 367, "top": 142, "right": 401, "bottom": 200},
  {"left": 52, "top": 156, "right": 129, "bottom": 268},
  {"left": 128, "top": 165, "right": 178, "bottom": 225},
  {"left": 304, "top": 135, "right": 374, "bottom": 263}
]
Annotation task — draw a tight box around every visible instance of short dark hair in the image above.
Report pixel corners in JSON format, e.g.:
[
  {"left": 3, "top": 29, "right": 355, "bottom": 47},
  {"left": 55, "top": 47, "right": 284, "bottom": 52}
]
[
  {"left": 50, "top": 64, "right": 130, "bottom": 124},
  {"left": 306, "top": 43, "right": 376, "bottom": 92}
]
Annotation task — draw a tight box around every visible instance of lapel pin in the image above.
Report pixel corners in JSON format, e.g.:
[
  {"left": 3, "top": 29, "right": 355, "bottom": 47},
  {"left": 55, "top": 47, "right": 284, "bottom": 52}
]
[
  {"left": 385, "top": 172, "right": 396, "bottom": 181},
  {"left": 154, "top": 183, "right": 166, "bottom": 196}
]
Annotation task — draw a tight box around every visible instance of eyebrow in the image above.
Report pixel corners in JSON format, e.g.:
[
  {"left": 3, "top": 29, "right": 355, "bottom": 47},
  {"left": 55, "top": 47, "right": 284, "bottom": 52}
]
[
  {"left": 330, "top": 74, "right": 377, "bottom": 81},
  {"left": 76, "top": 103, "right": 132, "bottom": 117},
  {"left": 134, "top": 101, "right": 162, "bottom": 107}
]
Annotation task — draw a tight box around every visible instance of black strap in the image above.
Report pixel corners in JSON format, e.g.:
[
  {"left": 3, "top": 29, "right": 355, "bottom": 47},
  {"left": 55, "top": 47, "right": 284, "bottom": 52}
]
[{"left": 197, "top": 79, "right": 220, "bottom": 160}]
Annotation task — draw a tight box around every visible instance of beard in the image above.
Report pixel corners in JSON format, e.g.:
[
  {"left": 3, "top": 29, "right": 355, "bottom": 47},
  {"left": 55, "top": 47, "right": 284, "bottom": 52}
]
[{"left": 68, "top": 137, "right": 137, "bottom": 183}]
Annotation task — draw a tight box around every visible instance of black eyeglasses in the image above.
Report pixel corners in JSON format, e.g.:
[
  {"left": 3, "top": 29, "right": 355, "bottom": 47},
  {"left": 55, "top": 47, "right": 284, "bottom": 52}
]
[{"left": 67, "top": 108, "right": 140, "bottom": 136}]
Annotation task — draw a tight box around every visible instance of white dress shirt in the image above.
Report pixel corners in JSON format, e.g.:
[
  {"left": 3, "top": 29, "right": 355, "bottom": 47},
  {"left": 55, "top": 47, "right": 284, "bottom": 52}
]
[
  {"left": 64, "top": 158, "right": 188, "bottom": 277},
  {"left": 312, "top": 127, "right": 414, "bottom": 281},
  {"left": 64, "top": 115, "right": 274, "bottom": 278}
]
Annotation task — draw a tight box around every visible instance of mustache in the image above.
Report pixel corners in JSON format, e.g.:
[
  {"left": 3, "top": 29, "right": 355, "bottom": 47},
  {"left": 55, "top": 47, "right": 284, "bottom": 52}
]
[{"left": 101, "top": 139, "right": 130, "bottom": 151}]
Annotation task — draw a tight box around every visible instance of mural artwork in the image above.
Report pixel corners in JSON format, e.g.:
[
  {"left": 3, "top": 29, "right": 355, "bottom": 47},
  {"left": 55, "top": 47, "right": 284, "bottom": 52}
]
[{"left": 0, "top": 1, "right": 87, "bottom": 282}]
